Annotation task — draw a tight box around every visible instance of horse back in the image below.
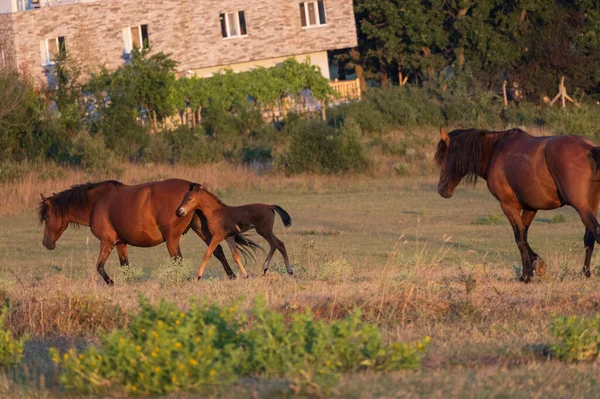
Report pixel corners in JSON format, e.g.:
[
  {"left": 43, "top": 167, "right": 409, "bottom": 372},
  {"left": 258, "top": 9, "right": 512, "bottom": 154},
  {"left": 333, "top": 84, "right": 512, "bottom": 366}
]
[{"left": 97, "top": 179, "right": 195, "bottom": 246}]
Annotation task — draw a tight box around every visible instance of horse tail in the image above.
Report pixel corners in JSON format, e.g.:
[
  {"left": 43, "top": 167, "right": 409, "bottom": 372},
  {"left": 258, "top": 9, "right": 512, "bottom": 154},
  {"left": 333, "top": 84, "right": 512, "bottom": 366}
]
[
  {"left": 271, "top": 205, "right": 292, "bottom": 227},
  {"left": 590, "top": 148, "right": 600, "bottom": 174},
  {"left": 234, "top": 233, "right": 261, "bottom": 263}
]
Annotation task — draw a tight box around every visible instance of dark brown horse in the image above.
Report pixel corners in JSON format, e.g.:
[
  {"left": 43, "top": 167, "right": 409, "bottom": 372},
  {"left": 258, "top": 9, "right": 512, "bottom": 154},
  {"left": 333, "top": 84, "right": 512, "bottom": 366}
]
[
  {"left": 39, "top": 179, "right": 257, "bottom": 285},
  {"left": 435, "top": 127, "right": 600, "bottom": 282},
  {"left": 176, "top": 184, "right": 293, "bottom": 279}
]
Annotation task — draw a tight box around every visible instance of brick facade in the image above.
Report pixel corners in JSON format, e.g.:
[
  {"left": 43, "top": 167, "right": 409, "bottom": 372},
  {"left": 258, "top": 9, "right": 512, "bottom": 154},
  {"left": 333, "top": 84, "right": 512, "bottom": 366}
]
[{"left": 1, "top": 0, "right": 357, "bottom": 83}]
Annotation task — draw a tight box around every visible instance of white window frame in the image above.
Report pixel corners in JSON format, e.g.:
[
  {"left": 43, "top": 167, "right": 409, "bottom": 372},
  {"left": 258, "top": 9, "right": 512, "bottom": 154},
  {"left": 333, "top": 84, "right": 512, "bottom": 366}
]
[
  {"left": 222, "top": 11, "right": 247, "bottom": 39},
  {"left": 40, "top": 37, "right": 64, "bottom": 67},
  {"left": 122, "top": 25, "right": 148, "bottom": 54},
  {"left": 300, "top": 1, "right": 327, "bottom": 28}
]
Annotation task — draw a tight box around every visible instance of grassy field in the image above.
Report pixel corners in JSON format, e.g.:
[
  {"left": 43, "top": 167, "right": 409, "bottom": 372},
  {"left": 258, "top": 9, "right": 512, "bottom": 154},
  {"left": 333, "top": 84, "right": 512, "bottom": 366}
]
[{"left": 0, "top": 167, "right": 599, "bottom": 398}]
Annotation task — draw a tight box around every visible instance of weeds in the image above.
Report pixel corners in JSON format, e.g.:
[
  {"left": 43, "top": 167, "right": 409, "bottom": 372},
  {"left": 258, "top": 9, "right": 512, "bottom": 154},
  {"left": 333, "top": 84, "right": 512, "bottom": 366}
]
[
  {"left": 0, "top": 309, "right": 27, "bottom": 367},
  {"left": 473, "top": 214, "right": 502, "bottom": 225},
  {"left": 550, "top": 314, "right": 600, "bottom": 361},
  {"left": 50, "top": 296, "right": 429, "bottom": 396}
]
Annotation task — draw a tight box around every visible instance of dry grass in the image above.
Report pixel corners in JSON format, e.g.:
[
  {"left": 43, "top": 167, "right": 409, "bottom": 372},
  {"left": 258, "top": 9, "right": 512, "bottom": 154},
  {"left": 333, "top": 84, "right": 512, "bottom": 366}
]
[{"left": 3, "top": 126, "right": 600, "bottom": 397}]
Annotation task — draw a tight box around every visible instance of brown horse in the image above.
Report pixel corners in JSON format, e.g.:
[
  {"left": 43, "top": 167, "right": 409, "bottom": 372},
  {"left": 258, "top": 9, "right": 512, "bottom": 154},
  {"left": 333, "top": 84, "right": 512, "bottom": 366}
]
[
  {"left": 435, "top": 127, "right": 600, "bottom": 282},
  {"left": 39, "top": 179, "right": 258, "bottom": 285},
  {"left": 175, "top": 184, "right": 293, "bottom": 279}
]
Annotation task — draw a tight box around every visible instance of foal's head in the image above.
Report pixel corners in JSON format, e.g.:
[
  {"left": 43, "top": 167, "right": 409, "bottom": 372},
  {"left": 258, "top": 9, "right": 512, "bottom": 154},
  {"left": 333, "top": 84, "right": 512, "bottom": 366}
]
[{"left": 176, "top": 183, "right": 210, "bottom": 218}]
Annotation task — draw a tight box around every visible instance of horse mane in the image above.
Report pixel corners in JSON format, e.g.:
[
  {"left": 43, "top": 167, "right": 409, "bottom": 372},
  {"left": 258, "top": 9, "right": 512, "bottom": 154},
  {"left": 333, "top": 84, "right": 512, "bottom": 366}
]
[
  {"left": 202, "top": 188, "right": 226, "bottom": 207},
  {"left": 38, "top": 180, "right": 123, "bottom": 223},
  {"left": 435, "top": 128, "right": 520, "bottom": 184}
]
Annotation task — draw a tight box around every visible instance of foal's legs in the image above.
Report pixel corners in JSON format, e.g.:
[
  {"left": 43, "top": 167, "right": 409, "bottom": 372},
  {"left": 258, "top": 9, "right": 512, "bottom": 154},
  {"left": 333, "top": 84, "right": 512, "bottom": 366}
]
[
  {"left": 190, "top": 219, "right": 236, "bottom": 279},
  {"left": 116, "top": 243, "right": 129, "bottom": 266},
  {"left": 257, "top": 229, "right": 292, "bottom": 276},
  {"left": 196, "top": 235, "right": 225, "bottom": 280},
  {"left": 96, "top": 242, "right": 116, "bottom": 285},
  {"left": 225, "top": 237, "right": 249, "bottom": 278},
  {"left": 500, "top": 202, "right": 534, "bottom": 282}
]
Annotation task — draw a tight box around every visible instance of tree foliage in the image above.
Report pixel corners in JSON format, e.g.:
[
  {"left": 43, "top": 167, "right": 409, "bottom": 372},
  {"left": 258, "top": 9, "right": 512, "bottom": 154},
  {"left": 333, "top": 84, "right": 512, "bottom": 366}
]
[{"left": 352, "top": 0, "right": 600, "bottom": 97}]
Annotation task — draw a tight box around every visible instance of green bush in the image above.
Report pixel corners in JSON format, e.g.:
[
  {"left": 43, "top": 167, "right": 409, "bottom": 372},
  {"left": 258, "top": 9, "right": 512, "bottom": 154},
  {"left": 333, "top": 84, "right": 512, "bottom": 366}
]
[
  {"left": 152, "top": 258, "right": 196, "bottom": 285},
  {"left": 69, "top": 132, "right": 123, "bottom": 176},
  {"left": 0, "top": 309, "right": 27, "bottom": 367},
  {"left": 142, "top": 134, "right": 172, "bottom": 164},
  {"left": 550, "top": 314, "right": 600, "bottom": 361},
  {"left": 50, "top": 296, "right": 429, "bottom": 396},
  {"left": 280, "top": 119, "right": 369, "bottom": 174},
  {"left": 116, "top": 264, "right": 147, "bottom": 284}
]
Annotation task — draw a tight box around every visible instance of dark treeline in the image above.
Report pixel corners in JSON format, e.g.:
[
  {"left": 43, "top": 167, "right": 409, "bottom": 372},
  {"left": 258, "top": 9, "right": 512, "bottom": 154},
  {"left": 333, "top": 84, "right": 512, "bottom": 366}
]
[{"left": 336, "top": 0, "right": 600, "bottom": 100}]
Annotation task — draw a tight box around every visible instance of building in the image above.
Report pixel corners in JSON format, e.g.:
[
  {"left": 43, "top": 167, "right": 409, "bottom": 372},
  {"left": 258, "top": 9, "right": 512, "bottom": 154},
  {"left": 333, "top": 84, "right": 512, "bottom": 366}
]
[{"left": 0, "top": 0, "right": 357, "bottom": 86}]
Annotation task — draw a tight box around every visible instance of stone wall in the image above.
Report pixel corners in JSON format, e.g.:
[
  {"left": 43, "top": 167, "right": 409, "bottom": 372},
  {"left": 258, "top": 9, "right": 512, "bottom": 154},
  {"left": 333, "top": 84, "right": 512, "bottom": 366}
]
[
  {"left": 0, "top": 14, "right": 16, "bottom": 69},
  {"left": 6, "top": 0, "right": 357, "bottom": 83}
]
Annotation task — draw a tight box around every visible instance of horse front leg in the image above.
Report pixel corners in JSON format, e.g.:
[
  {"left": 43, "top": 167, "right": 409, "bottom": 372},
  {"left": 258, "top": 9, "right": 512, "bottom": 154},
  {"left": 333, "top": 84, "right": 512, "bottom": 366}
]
[
  {"left": 96, "top": 242, "right": 115, "bottom": 285},
  {"left": 500, "top": 203, "right": 534, "bottom": 282},
  {"left": 197, "top": 236, "right": 224, "bottom": 280},
  {"left": 190, "top": 218, "right": 236, "bottom": 279}
]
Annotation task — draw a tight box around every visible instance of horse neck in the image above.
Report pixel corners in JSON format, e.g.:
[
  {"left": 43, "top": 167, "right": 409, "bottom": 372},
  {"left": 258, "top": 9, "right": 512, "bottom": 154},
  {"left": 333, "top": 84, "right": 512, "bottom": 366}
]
[
  {"left": 479, "top": 133, "right": 506, "bottom": 179},
  {"left": 199, "top": 193, "right": 226, "bottom": 216},
  {"left": 65, "top": 186, "right": 107, "bottom": 226}
]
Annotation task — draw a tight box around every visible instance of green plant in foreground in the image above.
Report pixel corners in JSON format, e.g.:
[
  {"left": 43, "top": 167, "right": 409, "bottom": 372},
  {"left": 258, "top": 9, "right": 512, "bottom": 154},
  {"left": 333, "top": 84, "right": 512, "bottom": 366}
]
[
  {"left": 550, "top": 314, "right": 600, "bottom": 361},
  {"left": 50, "top": 296, "right": 429, "bottom": 396},
  {"left": 0, "top": 309, "right": 27, "bottom": 367}
]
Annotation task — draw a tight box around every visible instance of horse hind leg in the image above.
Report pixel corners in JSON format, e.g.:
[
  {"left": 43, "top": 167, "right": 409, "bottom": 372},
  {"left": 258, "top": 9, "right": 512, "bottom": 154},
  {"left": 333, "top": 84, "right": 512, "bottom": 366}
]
[
  {"left": 116, "top": 243, "right": 129, "bottom": 266},
  {"left": 583, "top": 229, "right": 595, "bottom": 278},
  {"left": 262, "top": 245, "right": 277, "bottom": 275}
]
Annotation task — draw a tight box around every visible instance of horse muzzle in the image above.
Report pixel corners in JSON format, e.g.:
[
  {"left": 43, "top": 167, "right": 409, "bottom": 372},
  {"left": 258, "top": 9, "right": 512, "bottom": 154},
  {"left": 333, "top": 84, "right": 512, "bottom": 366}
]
[
  {"left": 438, "top": 186, "right": 454, "bottom": 199},
  {"left": 176, "top": 208, "right": 186, "bottom": 218},
  {"left": 43, "top": 239, "right": 56, "bottom": 250}
]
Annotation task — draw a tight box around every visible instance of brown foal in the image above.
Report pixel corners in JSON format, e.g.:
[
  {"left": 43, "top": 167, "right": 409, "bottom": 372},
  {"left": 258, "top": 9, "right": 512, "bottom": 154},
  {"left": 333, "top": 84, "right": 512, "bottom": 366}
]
[
  {"left": 176, "top": 184, "right": 293, "bottom": 279},
  {"left": 39, "top": 179, "right": 257, "bottom": 285},
  {"left": 435, "top": 127, "right": 600, "bottom": 282}
]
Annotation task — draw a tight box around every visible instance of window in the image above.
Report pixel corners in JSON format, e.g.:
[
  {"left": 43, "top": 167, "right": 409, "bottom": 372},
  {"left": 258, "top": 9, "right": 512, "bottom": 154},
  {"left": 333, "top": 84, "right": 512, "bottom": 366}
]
[
  {"left": 220, "top": 11, "right": 247, "bottom": 38},
  {"left": 123, "top": 24, "right": 149, "bottom": 54},
  {"left": 300, "top": 1, "right": 326, "bottom": 27},
  {"left": 40, "top": 36, "right": 65, "bottom": 66}
]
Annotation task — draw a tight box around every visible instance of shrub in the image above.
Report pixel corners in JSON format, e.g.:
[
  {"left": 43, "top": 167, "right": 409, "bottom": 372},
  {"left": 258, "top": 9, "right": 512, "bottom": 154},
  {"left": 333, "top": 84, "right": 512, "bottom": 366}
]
[
  {"left": 50, "top": 296, "right": 429, "bottom": 396},
  {"left": 142, "top": 134, "right": 172, "bottom": 164},
  {"left": 0, "top": 309, "right": 27, "bottom": 367},
  {"left": 550, "top": 314, "right": 600, "bottom": 361},
  {"left": 315, "top": 259, "right": 353, "bottom": 282},
  {"left": 69, "top": 132, "right": 123, "bottom": 176},
  {"left": 280, "top": 119, "right": 369, "bottom": 175},
  {"left": 116, "top": 264, "right": 147, "bottom": 284},
  {"left": 152, "top": 258, "right": 196, "bottom": 285},
  {"left": 50, "top": 297, "right": 244, "bottom": 394}
]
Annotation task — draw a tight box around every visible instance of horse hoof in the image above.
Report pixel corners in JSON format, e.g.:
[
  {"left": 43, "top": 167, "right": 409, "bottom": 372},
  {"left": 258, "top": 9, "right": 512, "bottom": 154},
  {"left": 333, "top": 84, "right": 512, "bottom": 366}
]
[
  {"left": 533, "top": 259, "right": 547, "bottom": 276},
  {"left": 519, "top": 274, "right": 531, "bottom": 283}
]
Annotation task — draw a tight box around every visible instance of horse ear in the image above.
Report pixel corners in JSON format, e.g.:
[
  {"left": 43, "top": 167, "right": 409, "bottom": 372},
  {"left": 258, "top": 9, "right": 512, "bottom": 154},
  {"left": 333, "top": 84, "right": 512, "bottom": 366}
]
[
  {"left": 440, "top": 127, "right": 450, "bottom": 143},
  {"left": 40, "top": 193, "right": 46, "bottom": 201}
]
